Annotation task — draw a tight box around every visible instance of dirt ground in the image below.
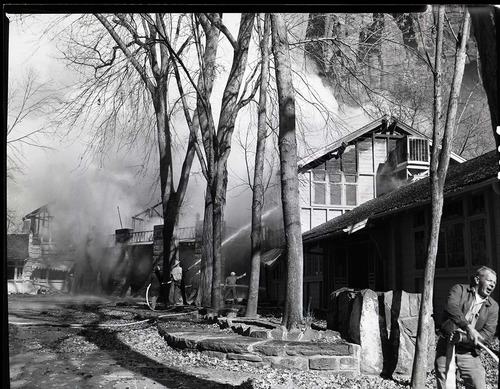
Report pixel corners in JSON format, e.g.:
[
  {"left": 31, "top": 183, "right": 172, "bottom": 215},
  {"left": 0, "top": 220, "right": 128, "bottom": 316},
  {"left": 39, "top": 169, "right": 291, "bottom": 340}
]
[
  {"left": 7, "top": 294, "right": 257, "bottom": 389},
  {"left": 6, "top": 294, "right": 500, "bottom": 389}
]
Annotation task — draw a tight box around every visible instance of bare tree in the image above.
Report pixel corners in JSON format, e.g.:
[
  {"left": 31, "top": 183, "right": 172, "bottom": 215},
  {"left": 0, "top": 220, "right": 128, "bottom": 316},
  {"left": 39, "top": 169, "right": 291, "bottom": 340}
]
[
  {"left": 245, "top": 13, "right": 271, "bottom": 317},
  {"left": 7, "top": 68, "right": 58, "bottom": 232},
  {"left": 201, "top": 13, "right": 256, "bottom": 310},
  {"left": 411, "top": 6, "right": 471, "bottom": 386},
  {"left": 271, "top": 12, "right": 304, "bottom": 330},
  {"left": 300, "top": 10, "right": 493, "bottom": 158},
  {"left": 7, "top": 68, "right": 57, "bottom": 180},
  {"left": 54, "top": 13, "right": 199, "bottom": 276}
]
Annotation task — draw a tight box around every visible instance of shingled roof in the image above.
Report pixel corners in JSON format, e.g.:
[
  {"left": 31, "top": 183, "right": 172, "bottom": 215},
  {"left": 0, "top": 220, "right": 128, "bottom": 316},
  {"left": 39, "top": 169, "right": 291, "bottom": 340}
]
[{"left": 303, "top": 150, "right": 499, "bottom": 244}]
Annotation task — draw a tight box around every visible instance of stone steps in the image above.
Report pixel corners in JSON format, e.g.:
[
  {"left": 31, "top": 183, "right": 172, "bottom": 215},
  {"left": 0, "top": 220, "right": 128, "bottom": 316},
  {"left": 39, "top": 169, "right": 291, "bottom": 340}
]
[{"left": 157, "top": 322, "right": 360, "bottom": 374}]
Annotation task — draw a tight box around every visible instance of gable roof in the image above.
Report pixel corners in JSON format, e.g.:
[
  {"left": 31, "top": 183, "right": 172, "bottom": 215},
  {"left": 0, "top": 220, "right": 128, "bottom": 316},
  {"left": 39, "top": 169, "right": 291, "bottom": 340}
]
[
  {"left": 302, "top": 149, "right": 498, "bottom": 244},
  {"left": 23, "top": 200, "right": 56, "bottom": 220},
  {"left": 298, "top": 115, "right": 466, "bottom": 172},
  {"left": 7, "top": 234, "right": 29, "bottom": 261}
]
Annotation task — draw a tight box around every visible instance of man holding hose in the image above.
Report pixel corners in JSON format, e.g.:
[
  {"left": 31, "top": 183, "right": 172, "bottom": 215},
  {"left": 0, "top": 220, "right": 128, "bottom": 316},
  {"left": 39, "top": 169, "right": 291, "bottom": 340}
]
[{"left": 435, "top": 266, "right": 498, "bottom": 388}]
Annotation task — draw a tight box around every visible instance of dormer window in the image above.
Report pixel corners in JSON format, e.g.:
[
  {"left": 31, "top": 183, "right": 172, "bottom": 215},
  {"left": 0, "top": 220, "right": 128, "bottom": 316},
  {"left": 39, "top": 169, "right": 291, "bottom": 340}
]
[
  {"left": 408, "top": 137, "right": 429, "bottom": 163},
  {"left": 396, "top": 137, "right": 430, "bottom": 164}
]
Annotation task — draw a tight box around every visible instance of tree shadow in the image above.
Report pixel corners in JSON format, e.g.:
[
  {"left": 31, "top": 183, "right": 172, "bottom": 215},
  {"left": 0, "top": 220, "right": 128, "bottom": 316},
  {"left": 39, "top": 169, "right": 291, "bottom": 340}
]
[
  {"left": 42, "top": 303, "right": 250, "bottom": 388},
  {"left": 379, "top": 290, "right": 402, "bottom": 379}
]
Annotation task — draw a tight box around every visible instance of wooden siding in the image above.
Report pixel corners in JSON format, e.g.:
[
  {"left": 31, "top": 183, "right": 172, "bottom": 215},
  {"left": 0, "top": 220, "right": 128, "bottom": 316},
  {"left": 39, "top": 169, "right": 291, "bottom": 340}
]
[{"left": 299, "top": 131, "right": 424, "bottom": 232}]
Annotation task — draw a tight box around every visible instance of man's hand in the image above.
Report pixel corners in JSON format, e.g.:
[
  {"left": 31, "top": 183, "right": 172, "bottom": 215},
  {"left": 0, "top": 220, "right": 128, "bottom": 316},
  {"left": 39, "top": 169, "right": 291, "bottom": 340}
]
[
  {"left": 449, "top": 330, "right": 463, "bottom": 345},
  {"left": 465, "top": 324, "right": 485, "bottom": 346}
]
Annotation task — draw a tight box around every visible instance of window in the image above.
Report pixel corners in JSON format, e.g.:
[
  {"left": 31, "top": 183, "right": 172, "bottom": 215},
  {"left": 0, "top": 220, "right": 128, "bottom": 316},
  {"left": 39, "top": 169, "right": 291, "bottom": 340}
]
[
  {"left": 442, "top": 200, "right": 463, "bottom": 219},
  {"left": 310, "top": 144, "right": 367, "bottom": 207},
  {"left": 469, "top": 194, "right": 485, "bottom": 215},
  {"left": 408, "top": 137, "right": 429, "bottom": 162},
  {"left": 313, "top": 169, "right": 327, "bottom": 204},
  {"left": 342, "top": 146, "right": 357, "bottom": 174},
  {"left": 414, "top": 230, "right": 426, "bottom": 269},
  {"left": 413, "top": 209, "right": 426, "bottom": 269},
  {"left": 470, "top": 218, "right": 487, "bottom": 266},
  {"left": 413, "top": 209, "right": 426, "bottom": 228},
  {"left": 333, "top": 247, "right": 347, "bottom": 277},
  {"left": 358, "top": 139, "right": 373, "bottom": 173},
  {"left": 304, "top": 252, "right": 323, "bottom": 278},
  {"left": 330, "top": 182, "right": 342, "bottom": 205},
  {"left": 436, "top": 223, "right": 465, "bottom": 268},
  {"left": 345, "top": 176, "right": 357, "bottom": 206},
  {"left": 446, "top": 223, "right": 465, "bottom": 267}
]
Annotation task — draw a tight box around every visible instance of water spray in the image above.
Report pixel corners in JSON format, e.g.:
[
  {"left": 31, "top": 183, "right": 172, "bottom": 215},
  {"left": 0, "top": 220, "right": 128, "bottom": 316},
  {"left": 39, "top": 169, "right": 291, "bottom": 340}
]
[{"left": 117, "top": 206, "right": 123, "bottom": 228}]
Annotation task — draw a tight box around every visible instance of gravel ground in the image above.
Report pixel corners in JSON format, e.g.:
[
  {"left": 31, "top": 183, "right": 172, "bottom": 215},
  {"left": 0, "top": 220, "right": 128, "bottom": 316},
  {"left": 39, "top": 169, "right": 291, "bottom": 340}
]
[{"left": 8, "top": 296, "right": 499, "bottom": 388}]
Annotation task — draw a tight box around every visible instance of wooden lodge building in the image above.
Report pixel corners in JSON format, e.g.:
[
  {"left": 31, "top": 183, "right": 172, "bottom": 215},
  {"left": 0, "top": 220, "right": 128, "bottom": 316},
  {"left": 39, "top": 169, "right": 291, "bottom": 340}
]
[
  {"left": 301, "top": 148, "right": 499, "bottom": 325},
  {"left": 263, "top": 116, "right": 499, "bottom": 325}
]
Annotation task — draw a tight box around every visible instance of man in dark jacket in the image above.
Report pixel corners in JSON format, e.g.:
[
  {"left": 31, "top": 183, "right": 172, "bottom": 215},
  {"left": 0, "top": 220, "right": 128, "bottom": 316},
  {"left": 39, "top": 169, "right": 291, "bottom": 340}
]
[{"left": 435, "top": 266, "right": 498, "bottom": 388}]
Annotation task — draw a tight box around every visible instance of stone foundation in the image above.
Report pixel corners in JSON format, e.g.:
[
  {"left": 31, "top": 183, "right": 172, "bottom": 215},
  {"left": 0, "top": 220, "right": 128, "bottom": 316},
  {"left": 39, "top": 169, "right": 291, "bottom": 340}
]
[{"left": 158, "top": 323, "right": 360, "bottom": 375}]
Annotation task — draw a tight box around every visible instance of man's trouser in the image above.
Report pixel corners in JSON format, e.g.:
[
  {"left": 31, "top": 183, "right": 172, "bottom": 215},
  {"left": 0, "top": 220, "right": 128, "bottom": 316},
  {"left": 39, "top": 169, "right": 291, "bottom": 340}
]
[
  {"left": 224, "top": 286, "right": 237, "bottom": 300},
  {"left": 435, "top": 336, "right": 486, "bottom": 388},
  {"left": 169, "top": 281, "right": 183, "bottom": 305}
]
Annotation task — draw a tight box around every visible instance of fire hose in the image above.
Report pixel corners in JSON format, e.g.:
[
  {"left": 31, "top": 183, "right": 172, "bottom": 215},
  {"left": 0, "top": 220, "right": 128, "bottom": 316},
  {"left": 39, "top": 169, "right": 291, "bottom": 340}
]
[
  {"left": 477, "top": 340, "right": 499, "bottom": 364},
  {"left": 9, "top": 306, "right": 198, "bottom": 328}
]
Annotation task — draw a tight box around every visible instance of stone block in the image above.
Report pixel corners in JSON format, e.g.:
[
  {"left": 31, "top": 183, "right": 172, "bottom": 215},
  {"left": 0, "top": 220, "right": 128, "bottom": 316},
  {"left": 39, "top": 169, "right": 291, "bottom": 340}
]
[
  {"left": 271, "top": 357, "right": 309, "bottom": 370},
  {"left": 309, "top": 356, "right": 339, "bottom": 370},
  {"left": 252, "top": 340, "right": 287, "bottom": 356},
  {"left": 339, "top": 357, "right": 359, "bottom": 371},
  {"left": 381, "top": 290, "right": 435, "bottom": 376},
  {"left": 226, "top": 353, "right": 263, "bottom": 362},
  {"left": 285, "top": 341, "right": 352, "bottom": 357},
  {"left": 348, "top": 289, "right": 384, "bottom": 375},
  {"left": 197, "top": 336, "right": 260, "bottom": 354},
  {"left": 162, "top": 332, "right": 200, "bottom": 349},
  {"left": 249, "top": 329, "right": 270, "bottom": 339}
]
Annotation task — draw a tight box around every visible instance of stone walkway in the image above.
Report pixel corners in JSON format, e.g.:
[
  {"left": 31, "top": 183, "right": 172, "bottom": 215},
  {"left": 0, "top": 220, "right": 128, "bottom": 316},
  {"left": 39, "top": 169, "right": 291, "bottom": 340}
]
[{"left": 157, "top": 315, "right": 361, "bottom": 375}]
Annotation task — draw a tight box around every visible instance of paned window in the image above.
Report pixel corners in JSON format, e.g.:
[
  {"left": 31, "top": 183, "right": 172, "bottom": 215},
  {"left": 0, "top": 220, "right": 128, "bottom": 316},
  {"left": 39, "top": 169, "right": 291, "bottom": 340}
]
[
  {"left": 313, "top": 169, "right": 327, "bottom": 204},
  {"left": 414, "top": 230, "right": 426, "bottom": 269},
  {"left": 470, "top": 218, "right": 487, "bottom": 266}
]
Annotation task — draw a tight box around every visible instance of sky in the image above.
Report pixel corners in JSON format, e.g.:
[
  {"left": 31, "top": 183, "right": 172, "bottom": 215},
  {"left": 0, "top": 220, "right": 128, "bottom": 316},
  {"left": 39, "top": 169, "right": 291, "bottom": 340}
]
[{"left": 5, "top": 12, "right": 370, "bottom": 237}]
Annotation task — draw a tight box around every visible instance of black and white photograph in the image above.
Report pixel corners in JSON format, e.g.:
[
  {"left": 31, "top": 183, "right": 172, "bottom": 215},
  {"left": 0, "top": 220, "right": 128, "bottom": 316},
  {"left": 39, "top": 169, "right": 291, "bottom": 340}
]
[{"left": 4, "top": 5, "right": 500, "bottom": 388}]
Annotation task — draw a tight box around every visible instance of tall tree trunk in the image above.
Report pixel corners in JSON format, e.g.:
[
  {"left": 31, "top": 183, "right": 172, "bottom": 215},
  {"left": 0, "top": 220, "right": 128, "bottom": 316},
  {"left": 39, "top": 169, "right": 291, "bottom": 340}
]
[
  {"left": 469, "top": 6, "right": 499, "bottom": 149},
  {"left": 195, "top": 13, "right": 220, "bottom": 307},
  {"left": 197, "top": 191, "right": 213, "bottom": 306},
  {"left": 246, "top": 13, "right": 271, "bottom": 318},
  {"left": 210, "top": 13, "right": 256, "bottom": 311},
  {"left": 151, "top": 86, "right": 180, "bottom": 273},
  {"left": 411, "top": 7, "right": 471, "bottom": 387},
  {"left": 271, "top": 13, "right": 304, "bottom": 330}
]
